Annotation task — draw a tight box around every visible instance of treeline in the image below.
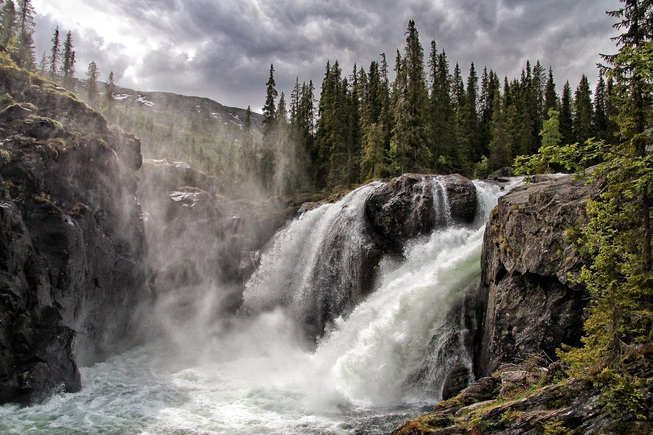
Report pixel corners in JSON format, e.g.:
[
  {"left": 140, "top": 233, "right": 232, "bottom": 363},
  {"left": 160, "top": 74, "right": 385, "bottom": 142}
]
[
  {"left": 0, "top": 0, "right": 114, "bottom": 106},
  {"left": 0, "top": 0, "right": 36, "bottom": 69},
  {"left": 253, "top": 20, "right": 617, "bottom": 195}
]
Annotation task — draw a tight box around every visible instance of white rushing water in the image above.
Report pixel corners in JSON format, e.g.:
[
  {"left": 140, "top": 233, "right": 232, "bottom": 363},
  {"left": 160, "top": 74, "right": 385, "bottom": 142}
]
[{"left": 0, "top": 179, "right": 518, "bottom": 435}]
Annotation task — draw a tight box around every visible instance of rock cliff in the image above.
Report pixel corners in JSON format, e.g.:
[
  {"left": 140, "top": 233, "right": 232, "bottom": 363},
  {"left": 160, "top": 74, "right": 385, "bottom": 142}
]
[
  {"left": 475, "top": 174, "right": 598, "bottom": 376},
  {"left": 0, "top": 63, "right": 149, "bottom": 404}
]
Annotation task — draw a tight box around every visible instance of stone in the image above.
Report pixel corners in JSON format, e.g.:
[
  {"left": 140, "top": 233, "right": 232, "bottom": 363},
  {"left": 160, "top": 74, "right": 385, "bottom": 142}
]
[{"left": 365, "top": 173, "right": 477, "bottom": 252}]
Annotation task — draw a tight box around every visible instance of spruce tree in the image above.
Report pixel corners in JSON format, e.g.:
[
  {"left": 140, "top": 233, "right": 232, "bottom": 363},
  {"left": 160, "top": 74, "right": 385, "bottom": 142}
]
[
  {"left": 86, "top": 61, "right": 100, "bottom": 103},
  {"left": 593, "top": 72, "right": 609, "bottom": 140},
  {"left": 14, "top": 0, "right": 34, "bottom": 69},
  {"left": 559, "top": 81, "right": 574, "bottom": 145},
  {"left": 390, "top": 20, "right": 431, "bottom": 174},
  {"left": 260, "top": 64, "right": 278, "bottom": 191},
  {"left": 61, "top": 31, "right": 75, "bottom": 90},
  {"left": 544, "top": 67, "right": 559, "bottom": 117},
  {"left": 0, "top": 0, "right": 16, "bottom": 52},
  {"left": 573, "top": 74, "right": 594, "bottom": 143},
  {"left": 50, "top": 26, "right": 60, "bottom": 80}
]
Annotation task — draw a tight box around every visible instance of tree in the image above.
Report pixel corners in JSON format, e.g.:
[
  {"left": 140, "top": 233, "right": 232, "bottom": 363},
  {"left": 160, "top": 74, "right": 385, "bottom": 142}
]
[
  {"left": 105, "top": 71, "right": 115, "bottom": 99},
  {"left": 14, "top": 0, "right": 35, "bottom": 69},
  {"left": 61, "top": 31, "right": 75, "bottom": 90},
  {"left": 262, "top": 64, "right": 278, "bottom": 135},
  {"left": 559, "top": 81, "right": 574, "bottom": 145},
  {"left": 260, "top": 64, "right": 278, "bottom": 191},
  {"left": 0, "top": 0, "right": 16, "bottom": 52},
  {"left": 573, "top": 74, "right": 594, "bottom": 143},
  {"left": 86, "top": 61, "right": 100, "bottom": 103},
  {"left": 540, "top": 108, "right": 562, "bottom": 146},
  {"left": 515, "top": 2, "right": 653, "bottom": 404},
  {"left": 429, "top": 49, "right": 457, "bottom": 173},
  {"left": 593, "top": 72, "right": 609, "bottom": 140},
  {"left": 50, "top": 26, "right": 60, "bottom": 80},
  {"left": 390, "top": 20, "right": 431, "bottom": 174},
  {"left": 544, "top": 67, "right": 559, "bottom": 117}
]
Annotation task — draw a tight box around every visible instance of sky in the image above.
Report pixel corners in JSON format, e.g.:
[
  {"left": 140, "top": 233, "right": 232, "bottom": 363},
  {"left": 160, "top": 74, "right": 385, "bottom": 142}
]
[{"left": 31, "top": 0, "right": 619, "bottom": 112}]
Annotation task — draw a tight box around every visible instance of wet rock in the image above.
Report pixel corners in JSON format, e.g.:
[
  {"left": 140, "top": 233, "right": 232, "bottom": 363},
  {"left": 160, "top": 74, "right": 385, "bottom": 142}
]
[{"left": 365, "top": 173, "right": 477, "bottom": 252}]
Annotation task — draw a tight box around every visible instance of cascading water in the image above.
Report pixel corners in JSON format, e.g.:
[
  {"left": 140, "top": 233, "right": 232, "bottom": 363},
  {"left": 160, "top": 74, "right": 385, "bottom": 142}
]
[{"left": 0, "top": 177, "right": 519, "bottom": 435}]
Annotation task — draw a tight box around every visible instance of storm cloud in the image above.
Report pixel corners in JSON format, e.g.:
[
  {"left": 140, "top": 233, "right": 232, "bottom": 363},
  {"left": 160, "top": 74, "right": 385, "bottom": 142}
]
[{"left": 32, "top": 0, "right": 617, "bottom": 111}]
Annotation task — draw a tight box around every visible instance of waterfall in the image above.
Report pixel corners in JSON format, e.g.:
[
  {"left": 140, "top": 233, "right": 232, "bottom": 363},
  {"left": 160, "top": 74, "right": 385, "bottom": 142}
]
[
  {"left": 0, "top": 176, "right": 519, "bottom": 435},
  {"left": 242, "top": 182, "right": 384, "bottom": 338}
]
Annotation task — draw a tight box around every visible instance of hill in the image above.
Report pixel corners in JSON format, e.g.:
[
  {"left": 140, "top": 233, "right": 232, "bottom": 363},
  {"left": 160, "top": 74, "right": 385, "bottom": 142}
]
[{"left": 84, "top": 83, "right": 264, "bottom": 192}]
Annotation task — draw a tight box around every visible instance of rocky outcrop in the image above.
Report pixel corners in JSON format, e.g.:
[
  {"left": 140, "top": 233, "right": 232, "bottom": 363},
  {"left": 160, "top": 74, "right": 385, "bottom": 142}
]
[
  {"left": 0, "top": 63, "right": 149, "bottom": 404},
  {"left": 475, "top": 174, "right": 598, "bottom": 377},
  {"left": 394, "top": 348, "right": 653, "bottom": 434},
  {"left": 365, "top": 174, "right": 477, "bottom": 252}
]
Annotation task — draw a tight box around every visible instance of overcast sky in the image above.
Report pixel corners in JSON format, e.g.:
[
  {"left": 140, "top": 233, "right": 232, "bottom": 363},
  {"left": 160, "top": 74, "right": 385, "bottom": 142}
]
[{"left": 31, "top": 0, "right": 619, "bottom": 112}]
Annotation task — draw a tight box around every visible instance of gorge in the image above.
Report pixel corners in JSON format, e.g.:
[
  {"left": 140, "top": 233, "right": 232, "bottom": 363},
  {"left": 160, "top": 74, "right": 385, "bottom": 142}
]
[{"left": 1, "top": 62, "right": 640, "bottom": 434}]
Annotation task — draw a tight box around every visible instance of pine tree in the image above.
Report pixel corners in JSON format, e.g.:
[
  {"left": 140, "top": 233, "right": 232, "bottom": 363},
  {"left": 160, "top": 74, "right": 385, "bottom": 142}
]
[
  {"left": 86, "top": 61, "right": 100, "bottom": 103},
  {"left": 544, "top": 67, "right": 559, "bottom": 117},
  {"left": 0, "top": 0, "right": 16, "bottom": 52},
  {"left": 50, "top": 26, "right": 60, "bottom": 80},
  {"left": 105, "top": 71, "right": 115, "bottom": 100},
  {"left": 463, "top": 63, "right": 480, "bottom": 164},
  {"left": 390, "top": 20, "right": 431, "bottom": 174},
  {"left": 14, "top": 0, "right": 35, "bottom": 69},
  {"left": 430, "top": 50, "right": 457, "bottom": 173},
  {"left": 559, "top": 81, "right": 574, "bottom": 145},
  {"left": 262, "top": 64, "right": 278, "bottom": 135},
  {"left": 38, "top": 51, "right": 46, "bottom": 74},
  {"left": 361, "top": 60, "right": 387, "bottom": 179},
  {"left": 573, "top": 74, "right": 594, "bottom": 143},
  {"left": 488, "top": 89, "right": 512, "bottom": 171},
  {"left": 61, "top": 31, "right": 75, "bottom": 89},
  {"left": 593, "top": 72, "right": 609, "bottom": 140},
  {"left": 260, "top": 64, "right": 278, "bottom": 191}
]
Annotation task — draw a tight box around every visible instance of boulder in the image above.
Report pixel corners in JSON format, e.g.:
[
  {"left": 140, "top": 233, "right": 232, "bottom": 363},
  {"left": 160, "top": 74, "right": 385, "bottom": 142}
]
[{"left": 365, "top": 173, "right": 477, "bottom": 252}]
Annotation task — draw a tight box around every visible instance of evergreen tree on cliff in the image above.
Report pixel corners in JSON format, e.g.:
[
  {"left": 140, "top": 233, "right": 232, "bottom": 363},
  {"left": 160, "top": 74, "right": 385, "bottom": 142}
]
[
  {"left": 573, "top": 74, "right": 594, "bottom": 143},
  {"left": 516, "top": 2, "right": 653, "bottom": 410},
  {"left": 260, "top": 64, "right": 278, "bottom": 191},
  {"left": 85, "top": 61, "right": 99, "bottom": 103},
  {"left": 61, "top": 31, "right": 75, "bottom": 90},
  {"left": 49, "top": 26, "right": 60, "bottom": 80},
  {"left": 14, "top": 0, "right": 34, "bottom": 69},
  {"left": 0, "top": 0, "right": 16, "bottom": 53}
]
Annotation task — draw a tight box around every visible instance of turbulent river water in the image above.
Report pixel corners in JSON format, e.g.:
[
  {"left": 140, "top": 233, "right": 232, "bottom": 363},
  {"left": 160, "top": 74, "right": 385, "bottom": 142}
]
[{"left": 0, "top": 179, "right": 516, "bottom": 435}]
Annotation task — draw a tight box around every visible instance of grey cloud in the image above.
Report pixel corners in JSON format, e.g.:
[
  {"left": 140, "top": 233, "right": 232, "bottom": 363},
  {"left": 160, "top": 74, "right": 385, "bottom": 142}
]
[{"left": 33, "top": 0, "right": 617, "bottom": 110}]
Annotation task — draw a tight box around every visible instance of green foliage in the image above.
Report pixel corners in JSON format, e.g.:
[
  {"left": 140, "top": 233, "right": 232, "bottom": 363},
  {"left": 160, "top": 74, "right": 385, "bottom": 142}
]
[
  {"left": 540, "top": 108, "right": 562, "bottom": 147},
  {"left": 0, "top": 148, "right": 12, "bottom": 163},
  {"left": 541, "top": 419, "right": 573, "bottom": 435},
  {"left": 595, "top": 369, "right": 648, "bottom": 420}
]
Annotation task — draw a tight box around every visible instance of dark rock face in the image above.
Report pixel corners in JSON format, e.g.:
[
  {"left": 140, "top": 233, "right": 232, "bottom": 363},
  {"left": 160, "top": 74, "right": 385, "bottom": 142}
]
[
  {"left": 475, "top": 175, "right": 598, "bottom": 377},
  {"left": 0, "top": 64, "right": 149, "bottom": 404},
  {"left": 365, "top": 173, "right": 477, "bottom": 252}
]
